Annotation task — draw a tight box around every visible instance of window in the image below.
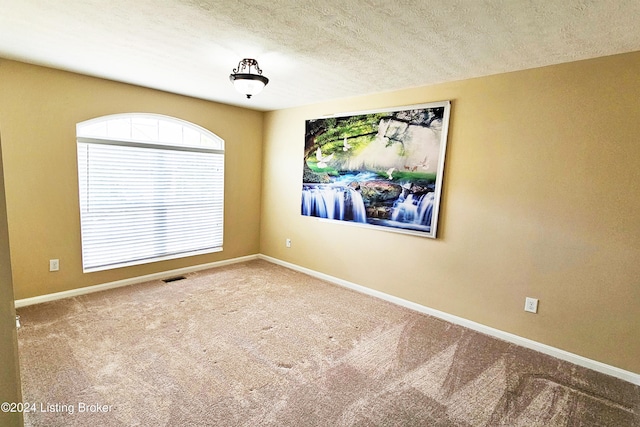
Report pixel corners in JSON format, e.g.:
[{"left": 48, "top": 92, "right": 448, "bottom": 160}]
[{"left": 77, "top": 114, "right": 224, "bottom": 272}]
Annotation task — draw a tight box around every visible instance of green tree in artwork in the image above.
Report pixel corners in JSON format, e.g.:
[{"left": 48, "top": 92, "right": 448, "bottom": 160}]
[
  {"left": 304, "top": 113, "right": 388, "bottom": 181},
  {"left": 303, "top": 108, "right": 444, "bottom": 183}
]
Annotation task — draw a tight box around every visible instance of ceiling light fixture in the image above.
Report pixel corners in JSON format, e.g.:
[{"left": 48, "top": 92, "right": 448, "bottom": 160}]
[{"left": 229, "top": 58, "right": 269, "bottom": 99}]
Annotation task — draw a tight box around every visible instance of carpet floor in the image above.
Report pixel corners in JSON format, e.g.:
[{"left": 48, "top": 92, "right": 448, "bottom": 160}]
[{"left": 16, "top": 260, "right": 640, "bottom": 426}]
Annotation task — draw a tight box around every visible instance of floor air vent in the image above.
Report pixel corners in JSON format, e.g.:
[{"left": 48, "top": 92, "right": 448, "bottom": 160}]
[{"left": 163, "top": 276, "right": 186, "bottom": 283}]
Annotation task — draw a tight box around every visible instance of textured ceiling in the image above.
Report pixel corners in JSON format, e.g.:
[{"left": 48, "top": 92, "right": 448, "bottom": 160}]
[{"left": 1, "top": 0, "right": 640, "bottom": 111}]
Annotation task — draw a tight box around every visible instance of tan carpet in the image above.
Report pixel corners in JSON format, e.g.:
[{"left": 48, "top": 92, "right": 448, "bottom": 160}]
[{"left": 16, "top": 260, "right": 640, "bottom": 426}]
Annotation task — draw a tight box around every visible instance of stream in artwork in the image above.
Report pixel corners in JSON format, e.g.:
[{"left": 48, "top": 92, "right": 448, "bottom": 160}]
[{"left": 302, "top": 172, "right": 435, "bottom": 231}]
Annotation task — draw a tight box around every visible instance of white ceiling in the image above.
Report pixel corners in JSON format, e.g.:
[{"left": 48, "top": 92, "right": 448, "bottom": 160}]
[{"left": 1, "top": 0, "right": 640, "bottom": 111}]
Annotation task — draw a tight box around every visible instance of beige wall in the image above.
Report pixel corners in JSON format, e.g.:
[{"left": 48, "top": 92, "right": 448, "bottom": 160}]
[
  {"left": 0, "top": 59, "right": 263, "bottom": 300},
  {"left": 261, "top": 52, "right": 640, "bottom": 373},
  {"left": 0, "top": 137, "right": 23, "bottom": 427},
  {"left": 2, "top": 52, "right": 639, "bottom": 376}
]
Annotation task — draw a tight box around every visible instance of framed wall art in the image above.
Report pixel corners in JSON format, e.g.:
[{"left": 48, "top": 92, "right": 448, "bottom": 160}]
[{"left": 301, "top": 101, "right": 451, "bottom": 238}]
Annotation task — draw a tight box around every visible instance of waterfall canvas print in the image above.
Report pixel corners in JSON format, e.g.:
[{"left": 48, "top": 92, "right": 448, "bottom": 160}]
[{"left": 302, "top": 101, "right": 451, "bottom": 238}]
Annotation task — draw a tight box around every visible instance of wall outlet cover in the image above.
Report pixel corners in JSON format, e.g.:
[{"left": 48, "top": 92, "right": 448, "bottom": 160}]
[{"left": 524, "top": 297, "right": 539, "bottom": 313}]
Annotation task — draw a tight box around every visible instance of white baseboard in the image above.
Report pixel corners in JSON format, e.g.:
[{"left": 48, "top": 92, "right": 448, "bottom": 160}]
[
  {"left": 259, "top": 254, "right": 640, "bottom": 386},
  {"left": 14, "top": 254, "right": 259, "bottom": 309}
]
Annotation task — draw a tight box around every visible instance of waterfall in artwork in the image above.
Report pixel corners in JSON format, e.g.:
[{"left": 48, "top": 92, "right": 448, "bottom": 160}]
[
  {"left": 301, "top": 185, "right": 367, "bottom": 223},
  {"left": 390, "top": 192, "right": 435, "bottom": 226}
]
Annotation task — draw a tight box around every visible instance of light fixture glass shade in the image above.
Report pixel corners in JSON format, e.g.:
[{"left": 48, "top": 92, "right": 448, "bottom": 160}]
[
  {"left": 230, "top": 73, "right": 268, "bottom": 98},
  {"left": 229, "top": 59, "right": 269, "bottom": 99}
]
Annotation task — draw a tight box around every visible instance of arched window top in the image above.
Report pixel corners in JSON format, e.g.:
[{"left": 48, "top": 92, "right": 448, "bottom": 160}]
[{"left": 77, "top": 113, "right": 224, "bottom": 151}]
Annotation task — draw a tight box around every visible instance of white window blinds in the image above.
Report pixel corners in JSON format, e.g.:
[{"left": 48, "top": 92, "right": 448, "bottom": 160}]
[{"left": 77, "top": 114, "right": 224, "bottom": 272}]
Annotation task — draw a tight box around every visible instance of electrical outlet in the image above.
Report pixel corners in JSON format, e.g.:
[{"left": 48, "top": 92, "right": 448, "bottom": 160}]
[
  {"left": 524, "top": 297, "right": 538, "bottom": 313},
  {"left": 285, "top": 238, "right": 292, "bottom": 248},
  {"left": 49, "top": 259, "right": 59, "bottom": 272}
]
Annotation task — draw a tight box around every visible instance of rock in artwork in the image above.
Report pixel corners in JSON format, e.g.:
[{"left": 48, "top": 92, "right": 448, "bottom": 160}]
[{"left": 301, "top": 101, "right": 451, "bottom": 238}]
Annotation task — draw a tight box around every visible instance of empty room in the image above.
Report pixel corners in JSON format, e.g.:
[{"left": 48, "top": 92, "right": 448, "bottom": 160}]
[{"left": 1, "top": 1, "right": 639, "bottom": 426}]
